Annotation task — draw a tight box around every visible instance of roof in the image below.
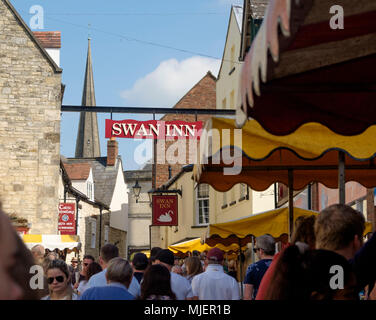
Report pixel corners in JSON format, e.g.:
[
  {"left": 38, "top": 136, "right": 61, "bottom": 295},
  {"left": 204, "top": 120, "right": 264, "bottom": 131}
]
[
  {"left": 250, "top": 0, "right": 269, "bottom": 19},
  {"left": 63, "top": 163, "right": 91, "bottom": 180},
  {"left": 161, "top": 164, "right": 193, "bottom": 190},
  {"left": 33, "top": 31, "right": 61, "bottom": 49},
  {"left": 2, "top": 0, "right": 62, "bottom": 73},
  {"left": 124, "top": 168, "right": 152, "bottom": 182},
  {"left": 65, "top": 156, "right": 123, "bottom": 207}
]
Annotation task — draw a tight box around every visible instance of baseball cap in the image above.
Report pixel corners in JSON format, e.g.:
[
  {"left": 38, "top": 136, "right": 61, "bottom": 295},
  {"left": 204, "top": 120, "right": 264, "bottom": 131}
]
[
  {"left": 206, "top": 248, "right": 224, "bottom": 262},
  {"left": 156, "top": 249, "right": 175, "bottom": 266}
]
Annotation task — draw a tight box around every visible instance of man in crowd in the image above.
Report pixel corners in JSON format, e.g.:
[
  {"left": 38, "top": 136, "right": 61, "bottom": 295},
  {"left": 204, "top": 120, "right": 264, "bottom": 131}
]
[
  {"left": 315, "top": 204, "right": 376, "bottom": 294},
  {"left": 31, "top": 245, "right": 45, "bottom": 265},
  {"left": 131, "top": 252, "right": 148, "bottom": 284},
  {"left": 155, "top": 249, "right": 194, "bottom": 300},
  {"left": 88, "top": 243, "right": 140, "bottom": 298},
  {"left": 243, "top": 234, "right": 275, "bottom": 300},
  {"left": 191, "top": 248, "right": 239, "bottom": 300},
  {"left": 80, "top": 257, "right": 134, "bottom": 300}
]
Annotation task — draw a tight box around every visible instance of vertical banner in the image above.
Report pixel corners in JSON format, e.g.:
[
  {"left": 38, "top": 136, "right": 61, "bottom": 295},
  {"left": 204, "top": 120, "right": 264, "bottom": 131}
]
[
  {"left": 152, "top": 195, "right": 178, "bottom": 226},
  {"left": 58, "top": 203, "right": 76, "bottom": 235}
]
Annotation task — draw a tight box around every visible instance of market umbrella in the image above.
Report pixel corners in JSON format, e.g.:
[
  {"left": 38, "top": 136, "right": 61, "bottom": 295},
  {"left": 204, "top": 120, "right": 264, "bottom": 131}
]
[
  {"left": 194, "top": 117, "right": 376, "bottom": 236},
  {"left": 202, "top": 207, "right": 373, "bottom": 247},
  {"left": 237, "top": 0, "right": 376, "bottom": 135},
  {"left": 168, "top": 237, "right": 247, "bottom": 256}
]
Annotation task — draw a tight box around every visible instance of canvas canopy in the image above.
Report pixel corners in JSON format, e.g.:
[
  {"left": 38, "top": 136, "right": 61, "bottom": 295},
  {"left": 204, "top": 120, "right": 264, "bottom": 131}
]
[
  {"left": 194, "top": 118, "right": 376, "bottom": 192},
  {"left": 203, "top": 207, "right": 373, "bottom": 247},
  {"left": 22, "top": 234, "right": 80, "bottom": 251},
  {"left": 168, "top": 237, "right": 247, "bottom": 255},
  {"left": 237, "top": 0, "right": 376, "bottom": 134}
]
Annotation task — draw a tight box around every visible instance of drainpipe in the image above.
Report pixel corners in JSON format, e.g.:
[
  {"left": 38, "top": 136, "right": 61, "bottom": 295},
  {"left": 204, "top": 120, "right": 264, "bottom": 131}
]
[
  {"left": 99, "top": 205, "right": 103, "bottom": 255},
  {"left": 75, "top": 196, "right": 80, "bottom": 235}
]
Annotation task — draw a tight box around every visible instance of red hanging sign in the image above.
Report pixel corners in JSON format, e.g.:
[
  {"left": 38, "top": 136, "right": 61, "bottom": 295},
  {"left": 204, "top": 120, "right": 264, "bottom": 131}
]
[
  {"left": 105, "top": 119, "right": 202, "bottom": 140},
  {"left": 152, "top": 195, "right": 178, "bottom": 226},
  {"left": 58, "top": 203, "right": 76, "bottom": 235}
]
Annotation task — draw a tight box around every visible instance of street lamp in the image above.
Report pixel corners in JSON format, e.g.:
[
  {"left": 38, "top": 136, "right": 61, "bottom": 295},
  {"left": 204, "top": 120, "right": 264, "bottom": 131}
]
[{"left": 132, "top": 180, "right": 141, "bottom": 203}]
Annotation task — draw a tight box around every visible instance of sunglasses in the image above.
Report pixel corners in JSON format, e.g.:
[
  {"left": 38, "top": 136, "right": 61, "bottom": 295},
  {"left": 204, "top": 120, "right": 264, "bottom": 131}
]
[
  {"left": 47, "top": 276, "right": 65, "bottom": 284},
  {"left": 83, "top": 263, "right": 89, "bottom": 266}
]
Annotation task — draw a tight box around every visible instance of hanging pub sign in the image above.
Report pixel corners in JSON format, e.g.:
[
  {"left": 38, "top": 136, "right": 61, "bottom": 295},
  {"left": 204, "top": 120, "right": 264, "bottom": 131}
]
[
  {"left": 105, "top": 119, "right": 202, "bottom": 140},
  {"left": 58, "top": 203, "right": 76, "bottom": 235},
  {"left": 152, "top": 195, "right": 178, "bottom": 226}
]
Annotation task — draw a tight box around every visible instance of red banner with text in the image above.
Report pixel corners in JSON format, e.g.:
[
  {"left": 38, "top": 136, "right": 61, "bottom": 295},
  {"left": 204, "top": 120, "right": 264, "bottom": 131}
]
[
  {"left": 105, "top": 119, "right": 202, "bottom": 140},
  {"left": 152, "top": 195, "right": 178, "bottom": 226},
  {"left": 58, "top": 203, "right": 76, "bottom": 235}
]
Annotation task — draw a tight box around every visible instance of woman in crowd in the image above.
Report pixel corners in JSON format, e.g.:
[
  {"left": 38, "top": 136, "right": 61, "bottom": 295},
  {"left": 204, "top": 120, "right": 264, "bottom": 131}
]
[
  {"left": 77, "top": 261, "right": 102, "bottom": 295},
  {"left": 264, "top": 246, "right": 358, "bottom": 300},
  {"left": 139, "top": 264, "right": 176, "bottom": 300},
  {"left": 184, "top": 256, "right": 203, "bottom": 284},
  {"left": 42, "top": 259, "right": 78, "bottom": 300}
]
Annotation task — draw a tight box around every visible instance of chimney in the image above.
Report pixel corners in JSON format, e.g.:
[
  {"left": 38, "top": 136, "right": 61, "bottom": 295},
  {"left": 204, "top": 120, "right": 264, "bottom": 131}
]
[{"left": 107, "top": 137, "right": 118, "bottom": 166}]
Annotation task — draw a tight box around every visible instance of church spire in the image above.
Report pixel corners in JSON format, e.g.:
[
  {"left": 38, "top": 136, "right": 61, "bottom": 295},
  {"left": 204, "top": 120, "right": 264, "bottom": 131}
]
[{"left": 75, "top": 38, "right": 101, "bottom": 158}]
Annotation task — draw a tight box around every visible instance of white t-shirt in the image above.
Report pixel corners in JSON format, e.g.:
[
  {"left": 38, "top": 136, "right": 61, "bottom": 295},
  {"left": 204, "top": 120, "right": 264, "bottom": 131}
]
[
  {"left": 170, "top": 271, "right": 194, "bottom": 300},
  {"left": 191, "top": 264, "right": 240, "bottom": 300}
]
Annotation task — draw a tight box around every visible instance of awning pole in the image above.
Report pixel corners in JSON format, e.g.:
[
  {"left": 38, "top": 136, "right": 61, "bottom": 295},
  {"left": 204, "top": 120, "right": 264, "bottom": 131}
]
[
  {"left": 288, "top": 170, "right": 294, "bottom": 241},
  {"left": 238, "top": 238, "right": 243, "bottom": 299},
  {"left": 338, "top": 151, "right": 346, "bottom": 204}
]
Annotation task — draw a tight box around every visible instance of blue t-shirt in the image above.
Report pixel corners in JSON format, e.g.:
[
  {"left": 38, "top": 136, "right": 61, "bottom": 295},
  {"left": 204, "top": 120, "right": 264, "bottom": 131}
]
[
  {"left": 244, "top": 259, "right": 272, "bottom": 299},
  {"left": 80, "top": 283, "right": 135, "bottom": 300}
]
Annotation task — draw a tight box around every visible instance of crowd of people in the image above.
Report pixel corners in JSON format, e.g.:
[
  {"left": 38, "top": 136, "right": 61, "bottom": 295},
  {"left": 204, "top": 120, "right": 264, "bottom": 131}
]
[{"left": 1, "top": 203, "right": 376, "bottom": 300}]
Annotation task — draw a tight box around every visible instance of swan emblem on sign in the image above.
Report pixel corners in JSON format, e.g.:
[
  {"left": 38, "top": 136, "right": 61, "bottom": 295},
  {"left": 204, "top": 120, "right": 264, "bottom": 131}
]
[{"left": 157, "top": 210, "right": 174, "bottom": 222}]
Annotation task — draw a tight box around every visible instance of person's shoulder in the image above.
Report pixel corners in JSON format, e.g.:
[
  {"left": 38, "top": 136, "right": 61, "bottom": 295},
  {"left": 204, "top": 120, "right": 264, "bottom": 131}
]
[{"left": 80, "top": 286, "right": 98, "bottom": 299}]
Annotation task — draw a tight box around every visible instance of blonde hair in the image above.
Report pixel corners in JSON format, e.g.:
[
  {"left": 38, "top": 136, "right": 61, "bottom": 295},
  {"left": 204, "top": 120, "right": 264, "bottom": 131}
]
[{"left": 106, "top": 258, "right": 133, "bottom": 287}]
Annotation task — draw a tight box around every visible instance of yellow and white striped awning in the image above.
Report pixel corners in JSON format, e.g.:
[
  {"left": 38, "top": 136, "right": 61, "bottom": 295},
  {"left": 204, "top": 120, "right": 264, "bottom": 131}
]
[{"left": 22, "top": 234, "right": 81, "bottom": 251}]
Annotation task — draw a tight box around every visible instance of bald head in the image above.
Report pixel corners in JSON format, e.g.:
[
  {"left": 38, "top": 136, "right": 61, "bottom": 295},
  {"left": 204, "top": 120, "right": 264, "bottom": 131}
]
[{"left": 31, "top": 245, "right": 45, "bottom": 265}]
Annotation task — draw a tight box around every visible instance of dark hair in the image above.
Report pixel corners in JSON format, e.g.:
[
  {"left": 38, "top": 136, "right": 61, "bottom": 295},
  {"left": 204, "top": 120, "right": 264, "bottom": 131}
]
[
  {"left": 100, "top": 244, "right": 119, "bottom": 263},
  {"left": 86, "top": 262, "right": 102, "bottom": 281},
  {"left": 139, "top": 264, "right": 176, "bottom": 300},
  {"left": 132, "top": 252, "right": 149, "bottom": 270},
  {"left": 315, "top": 204, "right": 365, "bottom": 251},
  {"left": 150, "top": 247, "right": 162, "bottom": 263},
  {"left": 264, "top": 246, "right": 357, "bottom": 300},
  {"left": 83, "top": 255, "right": 95, "bottom": 262}
]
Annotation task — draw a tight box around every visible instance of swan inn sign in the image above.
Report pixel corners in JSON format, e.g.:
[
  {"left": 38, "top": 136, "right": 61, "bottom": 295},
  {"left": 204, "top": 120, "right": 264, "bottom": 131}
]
[
  {"left": 105, "top": 119, "right": 202, "bottom": 139},
  {"left": 152, "top": 195, "right": 178, "bottom": 226}
]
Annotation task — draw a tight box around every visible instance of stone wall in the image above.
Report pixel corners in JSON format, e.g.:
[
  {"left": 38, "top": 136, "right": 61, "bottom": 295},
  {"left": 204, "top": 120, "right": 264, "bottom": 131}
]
[{"left": 0, "top": 1, "right": 62, "bottom": 233}]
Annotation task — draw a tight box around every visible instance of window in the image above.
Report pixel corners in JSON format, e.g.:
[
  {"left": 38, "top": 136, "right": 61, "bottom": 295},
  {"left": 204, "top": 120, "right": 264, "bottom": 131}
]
[
  {"left": 222, "top": 192, "right": 228, "bottom": 209},
  {"left": 240, "top": 183, "right": 247, "bottom": 199},
  {"left": 90, "top": 219, "right": 97, "bottom": 249},
  {"left": 104, "top": 225, "right": 109, "bottom": 244},
  {"left": 197, "top": 184, "right": 209, "bottom": 225},
  {"left": 87, "top": 182, "right": 93, "bottom": 200}
]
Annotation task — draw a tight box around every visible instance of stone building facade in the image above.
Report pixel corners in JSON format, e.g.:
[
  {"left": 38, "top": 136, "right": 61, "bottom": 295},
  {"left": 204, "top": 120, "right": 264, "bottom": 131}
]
[{"left": 0, "top": 0, "right": 62, "bottom": 233}]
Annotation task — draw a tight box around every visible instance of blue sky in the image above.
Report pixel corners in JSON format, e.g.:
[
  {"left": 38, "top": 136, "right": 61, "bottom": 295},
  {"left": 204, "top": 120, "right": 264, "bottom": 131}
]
[{"left": 12, "top": 0, "right": 242, "bottom": 170}]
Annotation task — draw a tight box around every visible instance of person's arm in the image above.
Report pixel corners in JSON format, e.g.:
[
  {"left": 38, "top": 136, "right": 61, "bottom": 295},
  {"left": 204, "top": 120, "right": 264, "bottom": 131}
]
[{"left": 243, "top": 284, "right": 253, "bottom": 300}]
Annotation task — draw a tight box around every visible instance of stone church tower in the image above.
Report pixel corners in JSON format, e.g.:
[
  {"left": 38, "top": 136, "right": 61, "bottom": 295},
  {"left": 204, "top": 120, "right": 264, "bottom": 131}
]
[{"left": 75, "top": 39, "right": 101, "bottom": 158}]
